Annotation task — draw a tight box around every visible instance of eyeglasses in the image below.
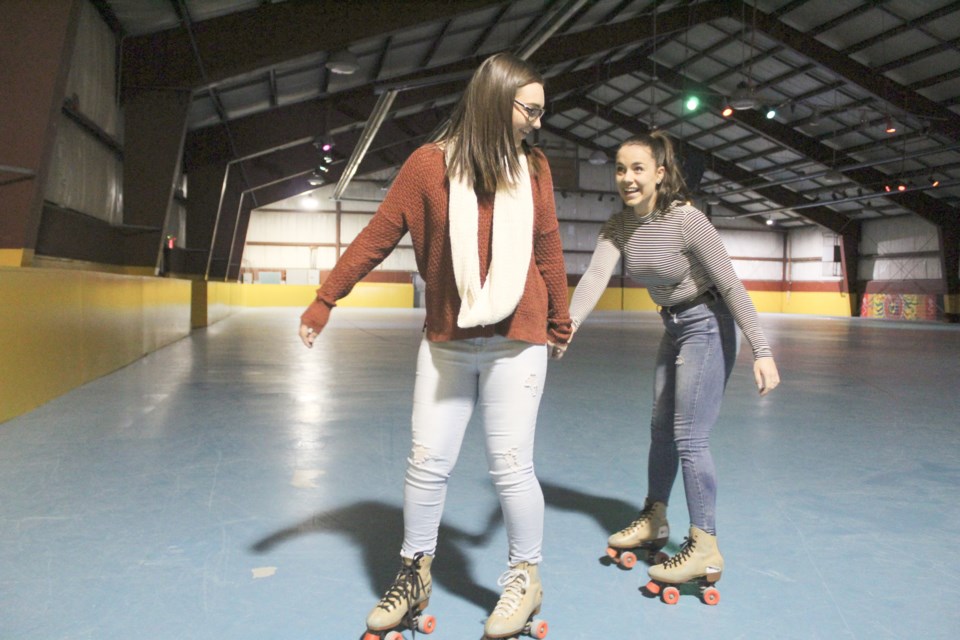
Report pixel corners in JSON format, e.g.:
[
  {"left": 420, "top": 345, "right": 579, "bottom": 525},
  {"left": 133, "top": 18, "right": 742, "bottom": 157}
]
[{"left": 514, "top": 99, "right": 546, "bottom": 121}]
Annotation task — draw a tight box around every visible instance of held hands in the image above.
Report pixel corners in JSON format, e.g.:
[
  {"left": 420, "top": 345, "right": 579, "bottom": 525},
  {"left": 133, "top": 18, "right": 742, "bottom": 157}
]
[
  {"left": 548, "top": 326, "right": 576, "bottom": 360},
  {"left": 753, "top": 356, "right": 780, "bottom": 396},
  {"left": 299, "top": 323, "right": 319, "bottom": 348},
  {"left": 547, "top": 341, "right": 567, "bottom": 360}
]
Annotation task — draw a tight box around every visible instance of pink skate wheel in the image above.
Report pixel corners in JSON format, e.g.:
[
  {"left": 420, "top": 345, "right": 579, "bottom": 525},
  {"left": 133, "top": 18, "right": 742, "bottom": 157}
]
[
  {"left": 702, "top": 587, "right": 720, "bottom": 606},
  {"left": 385, "top": 632, "right": 404, "bottom": 640},
  {"left": 644, "top": 580, "right": 661, "bottom": 595},
  {"left": 662, "top": 586, "right": 680, "bottom": 605},
  {"left": 418, "top": 614, "right": 437, "bottom": 633},
  {"left": 531, "top": 618, "right": 548, "bottom": 639},
  {"left": 620, "top": 551, "right": 637, "bottom": 569},
  {"left": 362, "top": 633, "right": 379, "bottom": 640},
  {"left": 605, "top": 547, "right": 619, "bottom": 560}
]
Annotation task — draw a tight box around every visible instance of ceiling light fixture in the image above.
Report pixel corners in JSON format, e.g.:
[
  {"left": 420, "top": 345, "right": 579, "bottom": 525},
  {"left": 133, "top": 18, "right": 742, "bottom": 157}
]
[
  {"left": 315, "top": 134, "right": 335, "bottom": 153},
  {"left": 884, "top": 115, "right": 896, "bottom": 134},
  {"left": 326, "top": 50, "right": 359, "bottom": 75},
  {"left": 824, "top": 170, "right": 844, "bottom": 184},
  {"left": 729, "top": 81, "right": 758, "bottom": 110},
  {"left": 588, "top": 149, "right": 608, "bottom": 166}
]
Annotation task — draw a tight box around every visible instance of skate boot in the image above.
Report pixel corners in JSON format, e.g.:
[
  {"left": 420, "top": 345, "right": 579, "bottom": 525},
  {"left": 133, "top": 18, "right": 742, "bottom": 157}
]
[
  {"left": 645, "top": 526, "right": 723, "bottom": 605},
  {"left": 605, "top": 499, "right": 669, "bottom": 569},
  {"left": 363, "top": 552, "right": 436, "bottom": 639},
  {"left": 483, "top": 562, "right": 548, "bottom": 639}
]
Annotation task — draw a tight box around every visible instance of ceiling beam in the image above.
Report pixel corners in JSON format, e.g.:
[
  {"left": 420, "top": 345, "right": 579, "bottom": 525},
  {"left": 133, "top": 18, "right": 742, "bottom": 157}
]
[
  {"left": 121, "top": 0, "right": 503, "bottom": 95},
  {"left": 739, "top": 0, "right": 960, "bottom": 141}
]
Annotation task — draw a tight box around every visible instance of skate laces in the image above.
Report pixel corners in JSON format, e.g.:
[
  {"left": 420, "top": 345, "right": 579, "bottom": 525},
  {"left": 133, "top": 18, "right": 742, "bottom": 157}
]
[
  {"left": 620, "top": 503, "right": 655, "bottom": 535},
  {"left": 663, "top": 535, "right": 696, "bottom": 568},
  {"left": 377, "top": 553, "right": 426, "bottom": 614},
  {"left": 492, "top": 567, "right": 530, "bottom": 617}
]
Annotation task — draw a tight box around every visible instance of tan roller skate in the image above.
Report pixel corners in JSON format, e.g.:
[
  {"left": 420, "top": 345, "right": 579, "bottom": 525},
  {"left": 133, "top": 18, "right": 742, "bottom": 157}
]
[
  {"left": 644, "top": 526, "right": 723, "bottom": 605},
  {"left": 483, "top": 562, "right": 548, "bottom": 639},
  {"left": 362, "top": 552, "right": 437, "bottom": 639},
  {"left": 605, "top": 499, "right": 669, "bottom": 569}
]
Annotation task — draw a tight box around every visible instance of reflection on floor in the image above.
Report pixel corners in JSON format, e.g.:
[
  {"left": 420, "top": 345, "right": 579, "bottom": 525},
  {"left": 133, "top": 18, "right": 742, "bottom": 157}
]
[{"left": 2, "top": 308, "right": 958, "bottom": 639}]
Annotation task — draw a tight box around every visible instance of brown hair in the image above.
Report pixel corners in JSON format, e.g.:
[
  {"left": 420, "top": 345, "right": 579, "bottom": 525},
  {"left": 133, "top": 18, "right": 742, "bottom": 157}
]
[
  {"left": 618, "top": 130, "right": 688, "bottom": 213},
  {"left": 443, "top": 52, "right": 543, "bottom": 195}
]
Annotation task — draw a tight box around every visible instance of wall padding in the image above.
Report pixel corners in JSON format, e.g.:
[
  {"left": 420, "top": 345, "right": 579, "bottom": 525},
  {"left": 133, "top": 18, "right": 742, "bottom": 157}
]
[{"left": 0, "top": 268, "right": 191, "bottom": 423}]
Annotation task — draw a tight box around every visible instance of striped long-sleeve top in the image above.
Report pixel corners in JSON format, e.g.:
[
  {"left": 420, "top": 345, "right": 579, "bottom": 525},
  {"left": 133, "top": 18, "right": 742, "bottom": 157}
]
[{"left": 569, "top": 202, "right": 773, "bottom": 360}]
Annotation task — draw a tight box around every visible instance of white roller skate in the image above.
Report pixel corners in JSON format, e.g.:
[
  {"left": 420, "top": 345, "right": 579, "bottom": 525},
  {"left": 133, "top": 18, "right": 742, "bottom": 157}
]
[
  {"left": 645, "top": 526, "right": 723, "bottom": 606},
  {"left": 605, "top": 499, "right": 669, "bottom": 569},
  {"left": 362, "top": 552, "right": 436, "bottom": 639},
  {"left": 483, "top": 562, "right": 548, "bottom": 639}
]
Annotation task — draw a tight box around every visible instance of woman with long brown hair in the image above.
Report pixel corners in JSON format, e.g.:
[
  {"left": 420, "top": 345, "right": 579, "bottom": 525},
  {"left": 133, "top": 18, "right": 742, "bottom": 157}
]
[{"left": 299, "top": 52, "right": 569, "bottom": 638}]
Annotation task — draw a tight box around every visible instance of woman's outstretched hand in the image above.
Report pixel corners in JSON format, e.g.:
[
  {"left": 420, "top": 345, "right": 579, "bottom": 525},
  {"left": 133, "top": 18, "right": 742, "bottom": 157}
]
[
  {"left": 299, "top": 323, "right": 318, "bottom": 348},
  {"left": 754, "top": 357, "right": 780, "bottom": 396}
]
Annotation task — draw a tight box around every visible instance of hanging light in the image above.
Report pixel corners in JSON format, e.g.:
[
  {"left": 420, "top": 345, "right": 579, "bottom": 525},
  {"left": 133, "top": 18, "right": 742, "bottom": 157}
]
[
  {"left": 326, "top": 50, "right": 359, "bottom": 75},
  {"left": 765, "top": 106, "right": 777, "bottom": 119},
  {"left": 721, "top": 105, "right": 734, "bottom": 118},
  {"left": 588, "top": 149, "right": 608, "bottom": 166},
  {"left": 316, "top": 134, "right": 335, "bottom": 153},
  {"left": 824, "top": 169, "right": 844, "bottom": 183},
  {"left": 729, "top": 81, "right": 758, "bottom": 110},
  {"left": 929, "top": 175, "right": 940, "bottom": 187},
  {"left": 884, "top": 115, "right": 897, "bottom": 134}
]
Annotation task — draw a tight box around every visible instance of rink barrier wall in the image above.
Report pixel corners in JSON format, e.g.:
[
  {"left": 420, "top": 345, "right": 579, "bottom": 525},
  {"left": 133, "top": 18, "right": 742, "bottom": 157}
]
[{"left": 4, "top": 268, "right": 951, "bottom": 424}]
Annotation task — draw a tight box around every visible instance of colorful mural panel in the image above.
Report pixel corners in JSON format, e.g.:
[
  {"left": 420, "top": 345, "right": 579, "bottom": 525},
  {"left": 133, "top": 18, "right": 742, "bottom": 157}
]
[{"left": 860, "top": 293, "right": 941, "bottom": 321}]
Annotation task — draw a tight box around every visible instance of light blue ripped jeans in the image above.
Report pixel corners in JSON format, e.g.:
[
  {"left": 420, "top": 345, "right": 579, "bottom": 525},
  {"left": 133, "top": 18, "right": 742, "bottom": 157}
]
[
  {"left": 401, "top": 335, "right": 548, "bottom": 565},
  {"left": 647, "top": 298, "right": 739, "bottom": 535}
]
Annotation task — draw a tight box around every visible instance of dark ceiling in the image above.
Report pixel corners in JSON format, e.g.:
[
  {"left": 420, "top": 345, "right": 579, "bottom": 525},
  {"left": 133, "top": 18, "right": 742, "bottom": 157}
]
[{"left": 97, "top": 0, "right": 960, "bottom": 234}]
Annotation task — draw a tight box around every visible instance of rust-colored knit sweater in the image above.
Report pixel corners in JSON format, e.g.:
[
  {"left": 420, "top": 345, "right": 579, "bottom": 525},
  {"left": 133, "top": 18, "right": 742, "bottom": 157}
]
[{"left": 300, "top": 143, "right": 572, "bottom": 345}]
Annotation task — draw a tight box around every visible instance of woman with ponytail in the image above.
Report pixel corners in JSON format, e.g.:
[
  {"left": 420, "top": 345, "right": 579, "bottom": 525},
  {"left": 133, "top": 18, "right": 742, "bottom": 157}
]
[{"left": 565, "top": 131, "right": 780, "bottom": 601}]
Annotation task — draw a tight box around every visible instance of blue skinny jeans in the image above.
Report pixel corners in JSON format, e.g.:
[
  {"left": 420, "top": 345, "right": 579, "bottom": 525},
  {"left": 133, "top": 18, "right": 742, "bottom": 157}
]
[{"left": 647, "top": 298, "right": 739, "bottom": 535}]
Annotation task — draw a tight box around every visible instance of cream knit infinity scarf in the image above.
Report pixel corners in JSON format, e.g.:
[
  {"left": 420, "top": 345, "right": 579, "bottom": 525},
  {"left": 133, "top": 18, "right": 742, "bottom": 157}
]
[{"left": 448, "top": 153, "right": 533, "bottom": 328}]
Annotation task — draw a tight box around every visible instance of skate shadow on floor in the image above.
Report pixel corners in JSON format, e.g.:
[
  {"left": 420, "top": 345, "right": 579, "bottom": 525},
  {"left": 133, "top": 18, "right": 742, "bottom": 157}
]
[
  {"left": 250, "top": 500, "right": 500, "bottom": 611},
  {"left": 540, "top": 481, "right": 680, "bottom": 563}
]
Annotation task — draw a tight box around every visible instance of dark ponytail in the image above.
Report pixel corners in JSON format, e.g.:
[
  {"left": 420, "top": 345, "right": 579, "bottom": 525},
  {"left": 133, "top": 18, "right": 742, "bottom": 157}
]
[{"left": 618, "top": 130, "right": 688, "bottom": 213}]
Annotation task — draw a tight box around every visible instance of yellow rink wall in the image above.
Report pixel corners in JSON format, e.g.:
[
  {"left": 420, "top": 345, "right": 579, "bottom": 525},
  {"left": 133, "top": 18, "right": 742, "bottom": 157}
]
[
  {"left": 0, "top": 273, "right": 853, "bottom": 425},
  {"left": 582, "top": 285, "right": 852, "bottom": 317},
  {"left": 0, "top": 276, "right": 414, "bottom": 423},
  {"left": 0, "top": 267, "right": 192, "bottom": 424},
  {"left": 240, "top": 282, "right": 414, "bottom": 309}
]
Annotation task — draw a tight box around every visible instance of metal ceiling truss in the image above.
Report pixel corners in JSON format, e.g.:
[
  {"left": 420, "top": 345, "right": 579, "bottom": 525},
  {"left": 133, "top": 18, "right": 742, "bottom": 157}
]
[{"left": 159, "top": 0, "right": 958, "bottom": 236}]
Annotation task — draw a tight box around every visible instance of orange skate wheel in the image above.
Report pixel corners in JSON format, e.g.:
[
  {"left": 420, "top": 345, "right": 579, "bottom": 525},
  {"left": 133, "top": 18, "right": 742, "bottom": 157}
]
[
  {"left": 606, "top": 547, "right": 619, "bottom": 560},
  {"left": 702, "top": 586, "right": 720, "bottom": 606},
  {"left": 385, "top": 632, "right": 404, "bottom": 640},
  {"left": 619, "top": 551, "right": 637, "bottom": 569},
  {"left": 418, "top": 614, "right": 437, "bottom": 633},
  {"left": 362, "top": 633, "right": 379, "bottom": 640},
  {"left": 662, "top": 586, "right": 681, "bottom": 605},
  {"left": 531, "top": 618, "right": 549, "bottom": 638},
  {"left": 644, "top": 580, "right": 661, "bottom": 595}
]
